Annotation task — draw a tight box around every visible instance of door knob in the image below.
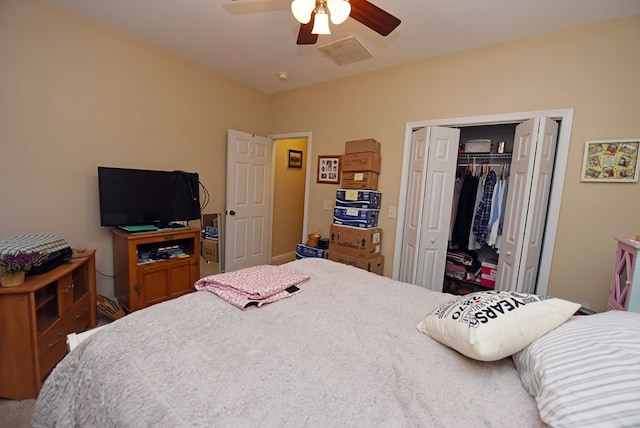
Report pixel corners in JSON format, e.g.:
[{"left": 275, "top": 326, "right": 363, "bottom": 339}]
[
  {"left": 506, "top": 251, "right": 512, "bottom": 256},
  {"left": 229, "top": 210, "right": 236, "bottom": 216},
  {"left": 430, "top": 238, "right": 435, "bottom": 243}
]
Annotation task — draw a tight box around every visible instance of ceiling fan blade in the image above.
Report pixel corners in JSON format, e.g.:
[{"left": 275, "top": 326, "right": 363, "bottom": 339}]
[
  {"left": 349, "top": 0, "right": 401, "bottom": 36},
  {"left": 297, "top": 15, "right": 318, "bottom": 45}
]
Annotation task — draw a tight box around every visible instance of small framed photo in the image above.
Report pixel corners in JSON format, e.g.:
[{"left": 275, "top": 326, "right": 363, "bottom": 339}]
[
  {"left": 317, "top": 155, "right": 341, "bottom": 184},
  {"left": 580, "top": 139, "right": 639, "bottom": 182},
  {"left": 288, "top": 149, "right": 303, "bottom": 168}
]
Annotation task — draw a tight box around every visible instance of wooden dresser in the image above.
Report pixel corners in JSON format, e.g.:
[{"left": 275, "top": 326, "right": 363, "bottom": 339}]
[{"left": 0, "top": 250, "right": 97, "bottom": 400}]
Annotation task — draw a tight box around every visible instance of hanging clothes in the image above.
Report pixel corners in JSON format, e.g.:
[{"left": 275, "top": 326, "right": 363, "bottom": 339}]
[
  {"left": 498, "top": 167, "right": 510, "bottom": 236},
  {"left": 467, "top": 170, "right": 486, "bottom": 251},
  {"left": 449, "top": 174, "right": 464, "bottom": 241},
  {"left": 487, "top": 178, "right": 502, "bottom": 247},
  {"left": 451, "top": 172, "right": 479, "bottom": 250},
  {"left": 472, "top": 169, "right": 497, "bottom": 247}
]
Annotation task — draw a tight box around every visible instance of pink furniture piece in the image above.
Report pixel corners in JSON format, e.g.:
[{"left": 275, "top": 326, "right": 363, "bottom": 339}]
[{"left": 609, "top": 237, "right": 640, "bottom": 312}]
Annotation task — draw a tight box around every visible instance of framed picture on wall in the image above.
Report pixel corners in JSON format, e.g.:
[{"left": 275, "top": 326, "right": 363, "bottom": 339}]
[
  {"left": 580, "top": 139, "right": 640, "bottom": 182},
  {"left": 288, "top": 150, "right": 303, "bottom": 168},
  {"left": 317, "top": 155, "right": 341, "bottom": 184}
]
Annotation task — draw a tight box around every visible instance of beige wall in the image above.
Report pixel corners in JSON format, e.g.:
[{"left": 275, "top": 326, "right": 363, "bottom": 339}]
[
  {"left": 269, "top": 15, "right": 640, "bottom": 311},
  {"left": 272, "top": 138, "right": 307, "bottom": 258},
  {"left": 0, "top": 0, "right": 269, "bottom": 295},
  {"left": 2, "top": 0, "right": 639, "bottom": 311}
]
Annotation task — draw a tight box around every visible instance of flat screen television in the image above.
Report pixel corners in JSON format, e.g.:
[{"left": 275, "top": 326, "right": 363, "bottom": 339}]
[{"left": 98, "top": 166, "right": 201, "bottom": 227}]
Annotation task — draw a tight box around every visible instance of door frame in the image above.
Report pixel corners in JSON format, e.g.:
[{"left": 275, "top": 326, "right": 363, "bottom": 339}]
[
  {"left": 268, "top": 131, "right": 313, "bottom": 246},
  {"left": 392, "top": 108, "right": 574, "bottom": 296}
]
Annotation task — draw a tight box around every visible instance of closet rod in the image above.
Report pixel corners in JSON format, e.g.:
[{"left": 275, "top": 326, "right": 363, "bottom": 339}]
[{"left": 458, "top": 163, "right": 506, "bottom": 167}]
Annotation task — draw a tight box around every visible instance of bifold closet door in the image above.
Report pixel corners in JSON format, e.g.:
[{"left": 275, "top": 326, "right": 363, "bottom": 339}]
[
  {"left": 496, "top": 117, "right": 558, "bottom": 292},
  {"left": 399, "top": 126, "right": 459, "bottom": 290}
]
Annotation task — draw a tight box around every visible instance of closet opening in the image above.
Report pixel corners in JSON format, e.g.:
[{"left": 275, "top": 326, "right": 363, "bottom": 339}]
[
  {"left": 446, "top": 123, "right": 523, "bottom": 295},
  {"left": 393, "top": 109, "right": 574, "bottom": 296}
]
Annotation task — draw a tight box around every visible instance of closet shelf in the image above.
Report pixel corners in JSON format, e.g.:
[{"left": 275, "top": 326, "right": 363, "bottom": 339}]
[{"left": 458, "top": 153, "right": 512, "bottom": 160}]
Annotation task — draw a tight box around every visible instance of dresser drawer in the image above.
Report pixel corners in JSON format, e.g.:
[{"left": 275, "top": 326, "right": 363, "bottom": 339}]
[
  {"left": 37, "top": 319, "right": 67, "bottom": 379},
  {"left": 38, "top": 293, "right": 92, "bottom": 378},
  {"left": 64, "top": 292, "right": 92, "bottom": 334}
]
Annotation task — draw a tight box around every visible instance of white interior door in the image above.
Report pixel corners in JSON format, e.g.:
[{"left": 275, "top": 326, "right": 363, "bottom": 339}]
[
  {"left": 495, "top": 118, "right": 558, "bottom": 292},
  {"left": 225, "top": 129, "right": 272, "bottom": 272},
  {"left": 399, "top": 126, "right": 460, "bottom": 290}
]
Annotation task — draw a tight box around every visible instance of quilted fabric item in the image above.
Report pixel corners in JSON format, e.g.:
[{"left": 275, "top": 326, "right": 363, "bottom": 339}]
[
  {"left": 194, "top": 264, "right": 310, "bottom": 309},
  {"left": 0, "top": 235, "right": 72, "bottom": 275},
  {"left": 0, "top": 234, "right": 69, "bottom": 254}
]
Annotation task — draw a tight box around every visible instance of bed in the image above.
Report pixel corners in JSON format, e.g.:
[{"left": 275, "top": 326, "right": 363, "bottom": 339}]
[{"left": 32, "top": 258, "right": 640, "bottom": 427}]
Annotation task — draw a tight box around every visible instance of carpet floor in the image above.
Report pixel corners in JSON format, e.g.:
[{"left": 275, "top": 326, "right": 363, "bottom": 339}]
[{"left": 0, "top": 398, "right": 36, "bottom": 427}]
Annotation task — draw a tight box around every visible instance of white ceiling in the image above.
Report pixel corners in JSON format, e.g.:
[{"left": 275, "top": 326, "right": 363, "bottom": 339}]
[{"left": 49, "top": 0, "right": 640, "bottom": 94}]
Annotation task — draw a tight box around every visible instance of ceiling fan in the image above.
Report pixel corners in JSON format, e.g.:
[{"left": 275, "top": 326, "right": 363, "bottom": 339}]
[{"left": 231, "top": 0, "right": 401, "bottom": 45}]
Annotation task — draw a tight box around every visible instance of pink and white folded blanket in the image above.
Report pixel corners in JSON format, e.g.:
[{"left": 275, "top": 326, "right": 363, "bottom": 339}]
[{"left": 194, "top": 264, "right": 310, "bottom": 310}]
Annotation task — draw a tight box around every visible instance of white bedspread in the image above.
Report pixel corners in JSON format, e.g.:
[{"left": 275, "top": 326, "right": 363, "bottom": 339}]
[{"left": 32, "top": 258, "right": 542, "bottom": 427}]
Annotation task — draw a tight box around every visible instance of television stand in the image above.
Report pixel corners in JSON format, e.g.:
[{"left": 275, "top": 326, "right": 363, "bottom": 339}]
[{"left": 112, "top": 227, "right": 200, "bottom": 312}]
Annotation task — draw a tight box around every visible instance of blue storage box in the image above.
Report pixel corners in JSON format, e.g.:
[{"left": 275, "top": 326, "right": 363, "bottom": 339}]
[
  {"left": 295, "top": 243, "right": 326, "bottom": 259},
  {"left": 205, "top": 226, "right": 219, "bottom": 239},
  {"left": 333, "top": 207, "right": 380, "bottom": 228},
  {"left": 335, "top": 189, "right": 382, "bottom": 209}
]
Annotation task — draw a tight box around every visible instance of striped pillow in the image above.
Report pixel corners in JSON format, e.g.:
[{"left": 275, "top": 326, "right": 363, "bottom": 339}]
[{"left": 512, "top": 310, "right": 640, "bottom": 428}]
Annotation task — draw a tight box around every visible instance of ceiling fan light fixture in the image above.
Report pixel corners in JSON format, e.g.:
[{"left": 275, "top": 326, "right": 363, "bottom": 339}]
[
  {"left": 327, "top": 0, "right": 350, "bottom": 25},
  {"left": 311, "top": 9, "right": 331, "bottom": 34},
  {"left": 291, "top": 0, "right": 314, "bottom": 24}
]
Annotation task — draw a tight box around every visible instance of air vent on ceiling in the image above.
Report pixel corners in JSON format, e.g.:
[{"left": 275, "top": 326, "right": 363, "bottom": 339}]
[{"left": 317, "top": 36, "right": 373, "bottom": 65}]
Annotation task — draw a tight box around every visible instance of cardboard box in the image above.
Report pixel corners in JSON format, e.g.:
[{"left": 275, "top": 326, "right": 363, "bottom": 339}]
[
  {"left": 464, "top": 139, "right": 491, "bottom": 153},
  {"left": 295, "top": 243, "right": 326, "bottom": 259},
  {"left": 202, "top": 213, "right": 220, "bottom": 239},
  {"left": 333, "top": 207, "right": 379, "bottom": 228},
  {"left": 329, "top": 224, "right": 382, "bottom": 259},
  {"left": 335, "top": 189, "right": 382, "bottom": 209},
  {"left": 345, "top": 138, "right": 381, "bottom": 155},
  {"left": 480, "top": 262, "right": 497, "bottom": 289},
  {"left": 341, "top": 152, "right": 381, "bottom": 173},
  {"left": 327, "top": 252, "right": 384, "bottom": 275},
  {"left": 341, "top": 171, "right": 379, "bottom": 190},
  {"left": 202, "top": 213, "right": 219, "bottom": 228},
  {"left": 202, "top": 238, "right": 219, "bottom": 262}
]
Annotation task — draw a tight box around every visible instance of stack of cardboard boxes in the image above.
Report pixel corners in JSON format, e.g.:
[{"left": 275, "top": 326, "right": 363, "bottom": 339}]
[
  {"left": 328, "top": 139, "right": 384, "bottom": 275},
  {"left": 201, "top": 213, "right": 219, "bottom": 262}
]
